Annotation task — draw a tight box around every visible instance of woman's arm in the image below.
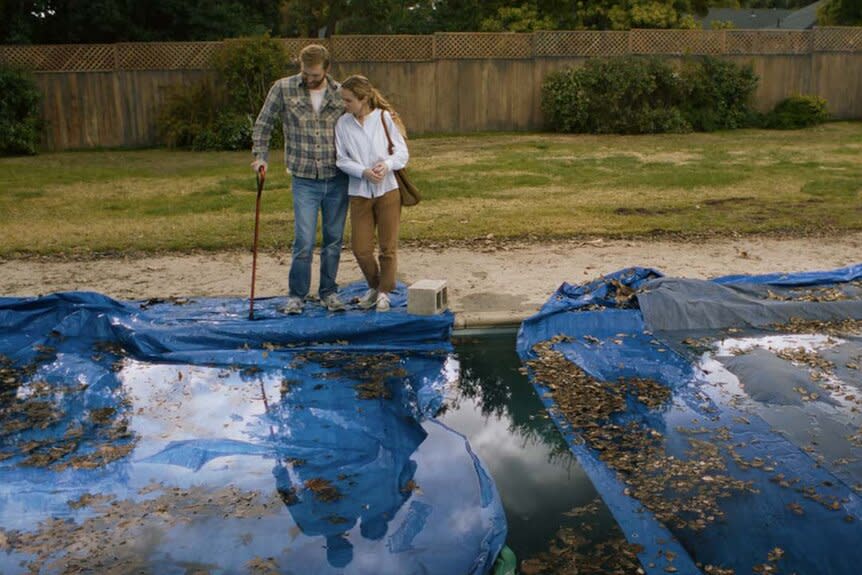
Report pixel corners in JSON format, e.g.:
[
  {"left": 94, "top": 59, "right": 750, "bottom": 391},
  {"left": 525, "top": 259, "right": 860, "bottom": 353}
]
[
  {"left": 382, "top": 111, "right": 409, "bottom": 171},
  {"left": 335, "top": 119, "right": 368, "bottom": 179}
]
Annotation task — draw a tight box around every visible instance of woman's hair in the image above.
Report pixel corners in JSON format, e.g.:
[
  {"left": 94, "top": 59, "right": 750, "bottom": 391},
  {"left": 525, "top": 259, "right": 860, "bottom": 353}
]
[{"left": 341, "top": 75, "right": 407, "bottom": 137}]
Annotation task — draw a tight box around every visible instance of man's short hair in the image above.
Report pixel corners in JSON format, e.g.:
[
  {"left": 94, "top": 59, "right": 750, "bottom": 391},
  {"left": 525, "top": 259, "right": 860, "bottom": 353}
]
[{"left": 299, "top": 44, "right": 330, "bottom": 69}]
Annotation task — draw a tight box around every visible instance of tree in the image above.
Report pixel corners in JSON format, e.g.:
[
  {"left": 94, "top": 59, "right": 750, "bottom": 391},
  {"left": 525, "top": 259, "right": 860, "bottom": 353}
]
[
  {"left": 480, "top": 4, "right": 556, "bottom": 32},
  {"left": 818, "top": 0, "right": 862, "bottom": 25},
  {"left": 2, "top": 0, "right": 282, "bottom": 43},
  {"left": 575, "top": 0, "right": 703, "bottom": 30}
]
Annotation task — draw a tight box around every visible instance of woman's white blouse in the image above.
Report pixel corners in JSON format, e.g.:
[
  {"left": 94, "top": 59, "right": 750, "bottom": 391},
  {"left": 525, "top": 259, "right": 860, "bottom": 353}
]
[{"left": 335, "top": 109, "right": 409, "bottom": 199}]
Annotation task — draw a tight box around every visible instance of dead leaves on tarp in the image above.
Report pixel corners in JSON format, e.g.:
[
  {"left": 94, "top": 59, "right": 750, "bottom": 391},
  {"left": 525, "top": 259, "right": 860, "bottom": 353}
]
[
  {"left": 766, "top": 283, "right": 862, "bottom": 303},
  {"left": 138, "top": 296, "right": 194, "bottom": 310},
  {"left": 291, "top": 351, "right": 407, "bottom": 400},
  {"left": 525, "top": 337, "right": 669, "bottom": 427},
  {"left": 525, "top": 336, "right": 756, "bottom": 571},
  {"left": 770, "top": 317, "right": 862, "bottom": 337},
  {"left": 0, "top": 349, "right": 138, "bottom": 471},
  {"left": 1, "top": 483, "right": 281, "bottom": 574}
]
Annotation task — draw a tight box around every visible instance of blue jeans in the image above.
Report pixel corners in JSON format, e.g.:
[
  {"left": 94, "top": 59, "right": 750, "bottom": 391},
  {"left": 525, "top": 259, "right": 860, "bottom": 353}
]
[{"left": 289, "top": 172, "right": 349, "bottom": 299}]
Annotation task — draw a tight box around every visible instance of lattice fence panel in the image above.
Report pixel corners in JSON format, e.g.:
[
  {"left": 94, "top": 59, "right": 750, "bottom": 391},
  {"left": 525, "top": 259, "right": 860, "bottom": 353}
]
[
  {"left": 281, "top": 38, "right": 332, "bottom": 62},
  {"left": 533, "top": 31, "right": 629, "bottom": 57},
  {"left": 726, "top": 31, "right": 811, "bottom": 54},
  {"left": 630, "top": 29, "right": 724, "bottom": 55},
  {"left": 115, "top": 42, "right": 220, "bottom": 70},
  {"left": 331, "top": 35, "right": 433, "bottom": 61},
  {"left": 434, "top": 33, "right": 533, "bottom": 59},
  {"left": 815, "top": 27, "right": 862, "bottom": 52},
  {"left": 0, "top": 44, "right": 115, "bottom": 71}
]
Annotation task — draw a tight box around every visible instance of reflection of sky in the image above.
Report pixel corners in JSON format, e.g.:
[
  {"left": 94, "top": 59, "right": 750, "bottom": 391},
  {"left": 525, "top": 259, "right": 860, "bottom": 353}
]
[
  {"left": 442, "top": 395, "right": 588, "bottom": 516},
  {"left": 441, "top": 341, "right": 612, "bottom": 561},
  {"left": 1, "top": 355, "right": 505, "bottom": 575},
  {"left": 121, "top": 361, "right": 278, "bottom": 458}
]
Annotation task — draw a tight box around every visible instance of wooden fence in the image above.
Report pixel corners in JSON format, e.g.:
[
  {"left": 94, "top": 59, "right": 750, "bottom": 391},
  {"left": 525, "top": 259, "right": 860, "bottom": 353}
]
[{"left": 2, "top": 29, "right": 861, "bottom": 150}]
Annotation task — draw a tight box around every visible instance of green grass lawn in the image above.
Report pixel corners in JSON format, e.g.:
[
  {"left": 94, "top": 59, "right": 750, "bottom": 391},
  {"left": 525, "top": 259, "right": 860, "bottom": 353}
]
[{"left": 1, "top": 123, "right": 861, "bottom": 258}]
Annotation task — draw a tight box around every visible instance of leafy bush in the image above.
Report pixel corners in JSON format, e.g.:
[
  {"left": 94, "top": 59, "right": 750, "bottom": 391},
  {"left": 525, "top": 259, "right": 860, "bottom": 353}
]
[
  {"left": 542, "top": 57, "right": 690, "bottom": 134},
  {"left": 0, "top": 67, "right": 41, "bottom": 155},
  {"left": 680, "top": 56, "right": 758, "bottom": 131},
  {"left": 193, "top": 113, "right": 254, "bottom": 151},
  {"left": 157, "top": 34, "right": 290, "bottom": 150},
  {"left": 213, "top": 34, "right": 290, "bottom": 117},
  {"left": 542, "top": 56, "right": 759, "bottom": 135},
  {"left": 157, "top": 81, "right": 221, "bottom": 148},
  {"left": 764, "top": 95, "right": 830, "bottom": 130}
]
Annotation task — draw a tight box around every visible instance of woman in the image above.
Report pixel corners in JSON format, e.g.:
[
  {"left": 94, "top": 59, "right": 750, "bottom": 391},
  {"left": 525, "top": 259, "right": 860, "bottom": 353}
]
[{"left": 335, "top": 75, "right": 409, "bottom": 312}]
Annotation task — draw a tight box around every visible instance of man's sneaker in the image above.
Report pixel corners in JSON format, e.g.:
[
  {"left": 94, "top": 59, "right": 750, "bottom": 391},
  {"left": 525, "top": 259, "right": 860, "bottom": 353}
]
[
  {"left": 280, "top": 296, "right": 303, "bottom": 315},
  {"left": 321, "top": 292, "right": 346, "bottom": 312},
  {"left": 376, "top": 292, "right": 391, "bottom": 312},
  {"left": 356, "top": 288, "right": 378, "bottom": 310}
]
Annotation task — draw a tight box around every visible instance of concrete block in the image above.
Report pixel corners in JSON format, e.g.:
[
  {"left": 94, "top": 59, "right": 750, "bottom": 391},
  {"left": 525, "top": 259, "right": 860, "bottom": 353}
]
[{"left": 408, "top": 279, "right": 448, "bottom": 315}]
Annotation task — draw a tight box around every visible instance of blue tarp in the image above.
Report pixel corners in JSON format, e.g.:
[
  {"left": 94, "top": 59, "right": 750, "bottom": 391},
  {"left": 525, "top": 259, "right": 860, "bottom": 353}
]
[
  {"left": 518, "top": 263, "right": 862, "bottom": 575},
  {"left": 0, "top": 284, "right": 506, "bottom": 574}
]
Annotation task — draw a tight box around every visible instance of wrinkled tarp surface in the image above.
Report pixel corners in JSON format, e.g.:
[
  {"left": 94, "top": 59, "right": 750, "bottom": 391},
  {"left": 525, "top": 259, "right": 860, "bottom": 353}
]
[
  {"left": 518, "top": 263, "right": 862, "bottom": 575},
  {"left": 0, "top": 283, "right": 506, "bottom": 574}
]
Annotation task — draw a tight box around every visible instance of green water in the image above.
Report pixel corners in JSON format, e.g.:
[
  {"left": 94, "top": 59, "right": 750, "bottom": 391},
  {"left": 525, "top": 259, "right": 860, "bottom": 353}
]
[{"left": 443, "top": 332, "right": 619, "bottom": 564}]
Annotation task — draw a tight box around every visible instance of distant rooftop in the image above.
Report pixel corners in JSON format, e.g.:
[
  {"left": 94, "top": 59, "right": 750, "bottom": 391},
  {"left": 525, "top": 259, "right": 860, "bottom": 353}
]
[{"left": 699, "top": 1, "right": 823, "bottom": 29}]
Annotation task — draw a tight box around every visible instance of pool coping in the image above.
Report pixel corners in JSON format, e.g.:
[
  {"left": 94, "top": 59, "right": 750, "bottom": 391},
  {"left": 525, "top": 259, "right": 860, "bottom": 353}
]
[{"left": 452, "top": 310, "right": 526, "bottom": 330}]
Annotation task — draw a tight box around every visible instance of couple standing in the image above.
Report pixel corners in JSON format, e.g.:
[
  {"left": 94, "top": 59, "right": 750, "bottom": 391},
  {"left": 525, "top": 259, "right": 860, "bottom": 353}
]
[{"left": 251, "top": 44, "right": 408, "bottom": 314}]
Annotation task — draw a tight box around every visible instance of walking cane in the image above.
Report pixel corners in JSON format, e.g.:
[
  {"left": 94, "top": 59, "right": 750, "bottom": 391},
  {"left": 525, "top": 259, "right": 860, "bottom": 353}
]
[{"left": 249, "top": 165, "right": 266, "bottom": 320}]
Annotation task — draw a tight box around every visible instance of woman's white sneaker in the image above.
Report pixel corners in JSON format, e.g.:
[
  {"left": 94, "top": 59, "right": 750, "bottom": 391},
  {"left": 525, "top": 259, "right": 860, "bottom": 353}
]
[
  {"left": 357, "top": 288, "right": 378, "bottom": 310},
  {"left": 376, "top": 292, "right": 391, "bottom": 312}
]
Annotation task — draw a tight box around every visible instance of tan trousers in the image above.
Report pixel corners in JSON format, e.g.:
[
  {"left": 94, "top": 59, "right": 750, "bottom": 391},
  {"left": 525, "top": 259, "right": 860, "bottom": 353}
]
[{"left": 350, "top": 189, "right": 401, "bottom": 293}]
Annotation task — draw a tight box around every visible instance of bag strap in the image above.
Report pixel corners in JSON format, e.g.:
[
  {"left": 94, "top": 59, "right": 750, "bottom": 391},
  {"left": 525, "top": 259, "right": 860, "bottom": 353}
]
[{"left": 380, "top": 111, "right": 394, "bottom": 156}]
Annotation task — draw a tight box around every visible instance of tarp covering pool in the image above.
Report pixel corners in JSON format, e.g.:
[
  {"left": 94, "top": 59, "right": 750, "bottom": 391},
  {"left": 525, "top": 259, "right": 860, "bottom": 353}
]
[
  {"left": 0, "top": 284, "right": 506, "bottom": 574},
  {"left": 518, "top": 263, "right": 862, "bottom": 575}
]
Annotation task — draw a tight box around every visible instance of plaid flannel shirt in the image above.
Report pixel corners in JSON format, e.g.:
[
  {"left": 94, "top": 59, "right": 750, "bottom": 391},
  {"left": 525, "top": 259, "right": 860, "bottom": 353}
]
[{"left": 252, "top": 74, "right": 344, "bottom": 180}]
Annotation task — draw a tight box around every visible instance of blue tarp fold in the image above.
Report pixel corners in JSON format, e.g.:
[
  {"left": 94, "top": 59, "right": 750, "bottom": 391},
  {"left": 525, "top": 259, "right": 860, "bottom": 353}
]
[
  {"left": 518, "top": 263, "right": 862, "bottom": 575},
  {"left": 0, "top": 286, "right": 506, "bottom": 574}
]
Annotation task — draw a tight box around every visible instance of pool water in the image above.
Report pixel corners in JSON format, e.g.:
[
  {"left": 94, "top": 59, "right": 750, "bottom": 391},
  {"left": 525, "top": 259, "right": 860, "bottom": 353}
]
[{"left": 444, "top": 332, "right": 620, "bottom": 564}]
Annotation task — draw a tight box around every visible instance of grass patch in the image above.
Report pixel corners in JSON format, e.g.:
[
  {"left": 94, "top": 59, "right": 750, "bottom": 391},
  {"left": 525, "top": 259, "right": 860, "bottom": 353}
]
[{"left": 1, "top": 123, "right": 861, "bottom": 257}]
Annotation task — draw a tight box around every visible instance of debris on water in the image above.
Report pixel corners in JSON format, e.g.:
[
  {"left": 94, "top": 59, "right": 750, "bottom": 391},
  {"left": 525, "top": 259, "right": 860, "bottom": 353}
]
[
  {"left": 400, "top": 480, "right": 420, "bottom": 494},
  {"left": 293, "top": 351, "right": 408, "bottom": 401},
  {"left": 5, "top": 484, "right": 278, "bottom": 573},
  {"left": 519, "top": 497, "right": 646, "bottom": 574},
  {"left": 247, "top": 556, "right": 280, "bottom": 574},
  {"left": 0, "top": 356, "right": 138, "bottom": 471},
  {"left": 304, "top": 478, "right": 342, "bottom": 502},
  {"left": 356, "top": 381, "right": 391, "bottom": 400}
]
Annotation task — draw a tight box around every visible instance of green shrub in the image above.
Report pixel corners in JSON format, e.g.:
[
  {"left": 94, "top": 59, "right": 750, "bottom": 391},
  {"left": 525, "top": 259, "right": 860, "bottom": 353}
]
[
  {"left": 213, "top": 34, "right": 291, "bottom": 117},
  {"left": 0, "top": 67, "right": 41, "bottom": 155},
  {"left": 156, "top": 34, "right": 290, "bottom": 150},
  {"left": 192, "top": 113, "right": 253, "bottom": 151},
  {"left": 157, "top": 81, "right": 220, "bottom": 148},
  {"left": 764, "top": 95, "right": 830, "bottom": 130},
  {"left": 541, "top": 55, "right": 758, "bottom": 135},
  {"left": 680, "top": 56, "right": 758, "bottom": 131},
  {"left": 542, "top": 56, "right": 690, "bottom": 134}
]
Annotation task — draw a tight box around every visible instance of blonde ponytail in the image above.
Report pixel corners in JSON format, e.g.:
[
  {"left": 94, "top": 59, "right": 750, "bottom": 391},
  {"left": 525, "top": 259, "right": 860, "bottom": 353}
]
[{"left": 342, "top": 75, "right": 408, "bottom": 138}]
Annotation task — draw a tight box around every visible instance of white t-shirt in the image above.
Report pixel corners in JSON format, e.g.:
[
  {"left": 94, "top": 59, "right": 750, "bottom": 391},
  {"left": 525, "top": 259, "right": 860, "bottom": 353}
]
[{"left": 309, "top": 86, "right": 326, "bottom": 113}]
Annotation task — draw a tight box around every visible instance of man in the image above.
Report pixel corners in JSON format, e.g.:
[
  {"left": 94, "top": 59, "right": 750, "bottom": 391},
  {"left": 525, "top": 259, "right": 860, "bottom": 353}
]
[{"left": 251, "top": 44, "right": 348, "bottom": 314}]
